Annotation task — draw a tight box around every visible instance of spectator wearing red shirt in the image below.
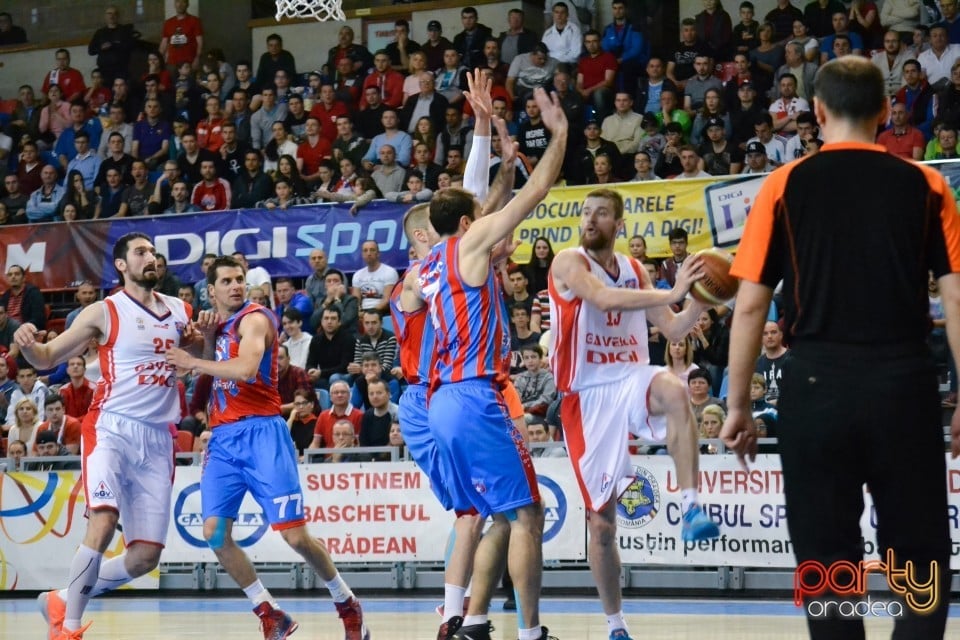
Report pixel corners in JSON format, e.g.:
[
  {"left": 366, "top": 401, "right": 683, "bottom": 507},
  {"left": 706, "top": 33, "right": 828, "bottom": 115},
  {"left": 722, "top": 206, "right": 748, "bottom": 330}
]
[
  {"left": 41, "top": 49, "right": 87, "bottom": 102},
  {"left": 160, "top": 0, "right": 204, "bottom": 70},
  {"left": 877, "top": 101, "right": 925, "bottom": 161},
  {"left": 297, "top": 117, "right": 333, "bottom": 185},
  {"left": 310, "top": 380, "right": 364, "bottom": 448},
  {"left": 196, "top": 95, "right": 225, "bottom": 153},
  {"left": 38, "top": 393, "right": 82, "bottom": 454},
  {"left": 191, "top": 159, "right": 231, "bottom": 211},
  {"left": 309, "top": 84, "right": 350, "bottom": 143},
  {"left": 362, "top": 51, "right": 405, "bottom": 110},
  {"left": 60, "top": 356, "right": 94, "bottom": 420},
  {"left": 578, "top": 30, "right": 618, "bottom": 122}
]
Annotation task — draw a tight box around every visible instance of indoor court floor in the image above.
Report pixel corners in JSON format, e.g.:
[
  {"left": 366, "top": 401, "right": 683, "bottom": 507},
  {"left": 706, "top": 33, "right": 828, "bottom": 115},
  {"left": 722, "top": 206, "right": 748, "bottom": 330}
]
[{"left": 4, "top": 595, "right": 959, "bottom": 639}]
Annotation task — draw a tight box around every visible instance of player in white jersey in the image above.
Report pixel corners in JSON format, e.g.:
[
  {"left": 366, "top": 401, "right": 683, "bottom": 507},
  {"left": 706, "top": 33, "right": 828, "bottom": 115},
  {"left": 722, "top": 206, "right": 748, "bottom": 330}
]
[
  {"left": 14, "top": 232, "right": 196, "bottom": 640},
  {"left": 547, "top": 188, "right": 719, "bottom": 640}
]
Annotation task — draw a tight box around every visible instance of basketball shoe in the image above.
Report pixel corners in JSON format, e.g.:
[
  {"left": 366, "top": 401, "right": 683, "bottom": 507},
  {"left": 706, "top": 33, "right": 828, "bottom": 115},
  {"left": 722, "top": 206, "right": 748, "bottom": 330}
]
[
  {"left": 335, "top": 596, "right": 371, "bottom": 640},
  {"left": 681, "top": 504, "right": 720, "bottom": 542},
  {"left": 53, "top": 622, "right": 92, "bottom": 639},
  {"left": 38, "top": 590, "right": 66, "bottom": 640},
  {"left": 451, "top": 621, "right": 495, "bottom": 640},
  {"left": 523, "top": 626, "right": 558, "bottom": 640},
  {"left": 609, "top": 629, "right": 633, "bottom": 639},
  {"left": 438, "top": 615, "right": 464, "bottom": 640},
  {"left": 253, "top": 602, "right": 299, "bottom": 640}
]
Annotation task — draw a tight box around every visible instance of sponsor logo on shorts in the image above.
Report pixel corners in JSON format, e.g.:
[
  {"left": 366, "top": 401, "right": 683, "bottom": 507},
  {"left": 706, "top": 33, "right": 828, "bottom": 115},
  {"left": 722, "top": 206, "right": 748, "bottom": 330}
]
[
  {"left": 173, "top": 483, "right": 269, "bottom": 548},
  {"left": 537, "top": 475, "right": 567, "bottom": 543},
  {"left": 91, "top": 481, "right": 114, "bottom": 501},
  {"left": 473, "top": 479, "right": 487, "bottom": 495},
  {"left": 615, "top": 465, "right": 660, "bottom": 529}
]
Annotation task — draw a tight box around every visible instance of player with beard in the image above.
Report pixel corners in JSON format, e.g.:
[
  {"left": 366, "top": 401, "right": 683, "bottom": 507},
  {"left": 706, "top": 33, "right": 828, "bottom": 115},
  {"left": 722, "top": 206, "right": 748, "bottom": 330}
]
[
  {"left": 14, "top": 232, "right": 195, "bottom": 640},
  {"left": 547, "top": 189, "right": 720, "bottom": 640}
]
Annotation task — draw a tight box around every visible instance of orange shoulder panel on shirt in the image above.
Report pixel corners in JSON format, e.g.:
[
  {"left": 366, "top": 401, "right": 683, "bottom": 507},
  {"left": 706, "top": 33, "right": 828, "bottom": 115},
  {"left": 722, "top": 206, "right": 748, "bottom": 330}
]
[{"left": 729, "top": 163, "right": 795, "bottom": 284}]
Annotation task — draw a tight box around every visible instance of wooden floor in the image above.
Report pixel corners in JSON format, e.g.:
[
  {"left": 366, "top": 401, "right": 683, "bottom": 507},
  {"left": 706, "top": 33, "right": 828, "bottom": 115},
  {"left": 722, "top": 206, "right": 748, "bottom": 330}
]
[{"left": 5, "top": 595, "right": 960, "bottom": 639}]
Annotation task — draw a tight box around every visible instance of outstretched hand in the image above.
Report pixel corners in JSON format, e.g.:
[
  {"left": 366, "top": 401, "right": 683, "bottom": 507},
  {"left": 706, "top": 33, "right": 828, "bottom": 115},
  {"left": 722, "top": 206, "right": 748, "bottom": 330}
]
[
  {"left": 494, "top": 116, "right": 518, "bottom": 169},
  {"left": 533, "top": 87, "right": 568, "bottom": 134},
  {"left": 673, "top": 255, "right": 704, "bottom": 299},
  {"left": 720, "top": 409, "right": 758, "bottom": 471},
  {"left": 463, "top": 68, "right": 494, "bottom": 122}
]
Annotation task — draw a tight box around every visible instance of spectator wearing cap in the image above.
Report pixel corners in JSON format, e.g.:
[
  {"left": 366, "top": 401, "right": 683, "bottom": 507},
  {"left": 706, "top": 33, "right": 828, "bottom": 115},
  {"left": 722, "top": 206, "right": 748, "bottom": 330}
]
[
  {"left": 384, "top": 19, "right": 421, "bottom": 70},
  {"left": 27, "top": 428, "right": 80, "bottom": 471},
  {"left": 636, "top": 55, "right": 679, "bottom": 116},
  {"left": 690, "top": 88, "right": 733, "bottom": 146},
  {"left": 698, "top": 115, "right": 743, "bottom": 176},
  {"left": 577, "top": 30, "right": 617, "bottom": 122},
  {"left": 453, "top": 6, "right": 493, "bottom": 70},
  {"left": 506, "top": 42, "right": 559, "bottom": 108},
  {"left": 542, "top": 2, "right": 583, "bottom": 66},
  {"left": 731, "top": 79, "right": 765, "bottom": 146},
  {"left": 601, "top": 91, "right": 643, "bottom": 155},
  {"left": 422, "top": 20, "right": 454, "bottom": 71},
  {"left": 499, "top": 8, "right": 539, "bottom": 66},
  {"left": 638, "top": 112, "right": 667, "bottom": 165},
  {"left": 741, "top": 140, "right": 775, "bottom": 173},
  {"left": 570, "top": 120, "right": 621, "bottom": 184},
  {"left": 682, "top": 54, "right": 723, "bottom": 113},
  {"left": 654, "top": 121, "right": 685, "bottom": 178}
]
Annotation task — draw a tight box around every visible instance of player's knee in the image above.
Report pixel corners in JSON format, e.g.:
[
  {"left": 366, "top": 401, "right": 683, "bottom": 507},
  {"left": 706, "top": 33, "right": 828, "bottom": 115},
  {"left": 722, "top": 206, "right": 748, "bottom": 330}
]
[
  {"left": 279, "top": 524, "right": 311, "bottom": 552},
  {"left": 513, "top": 502, "right": 545, "bottom": 536},
  {"left": 126, "top": 543, "right": 162, "bottom": 576},
  {"left": 204, "top": 517, "right": 229, "bottom": 550},
  {"left": 655, "top": 373, "right": 689, "bottom": 413},
  {"left": 588, "top": 511, "right": 618, "bottom": 546}
]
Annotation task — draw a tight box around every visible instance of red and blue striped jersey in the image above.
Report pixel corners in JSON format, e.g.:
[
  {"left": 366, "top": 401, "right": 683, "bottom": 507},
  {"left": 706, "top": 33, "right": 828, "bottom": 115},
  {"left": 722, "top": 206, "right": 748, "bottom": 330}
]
[
  {"left": 418, "top": 238, "right": 511, "bottom": 388},
  {"left": 208, "top": 301, "right": 281, "bottom": 427},
  {"left": 389, "top": 261, "right": 436, "bottom": 386}
]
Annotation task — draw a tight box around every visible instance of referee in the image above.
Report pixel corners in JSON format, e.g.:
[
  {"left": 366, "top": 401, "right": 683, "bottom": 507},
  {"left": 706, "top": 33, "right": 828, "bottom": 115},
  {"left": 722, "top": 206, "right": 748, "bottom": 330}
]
[{"left": 722, "top": 55, "right": 960, "bottom": 639}]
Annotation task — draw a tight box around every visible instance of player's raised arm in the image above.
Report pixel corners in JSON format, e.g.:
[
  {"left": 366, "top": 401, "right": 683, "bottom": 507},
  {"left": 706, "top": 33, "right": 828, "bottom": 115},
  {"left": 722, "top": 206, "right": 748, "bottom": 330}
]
[
  {"left": 166, "top": 311, "right": 272, "bottom": 381},
  {"left": 460, "top": 87, "right": 567, "bottom": 261},
  {"left": 462, "top": 69, "right": 492, "bottom": 204},
  {"left": 14, "top": 302, "right": 105, "bottom": 370},
  {"left": 645, "top": 258, "right": 712, "bottom": 340}
]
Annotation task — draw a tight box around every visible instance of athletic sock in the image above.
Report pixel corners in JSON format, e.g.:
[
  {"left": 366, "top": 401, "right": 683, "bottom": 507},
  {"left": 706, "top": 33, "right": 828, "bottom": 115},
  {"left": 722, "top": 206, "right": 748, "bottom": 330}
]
[
  {"left": 324, "top": 572, "right": 354, "bottom": 603},
  {"left": 64, "top": 544, "right": 103, "bottom": 631},
  {"left": 606, "top": 611, "right": 628, "bottom": 634},
  {"left": 243, "top": 579, "right": 278, "bottom": 609},
  {"left": 681, "top": 488, "right": 699, "bottom": 513},
  {"left": 463, "top": 614, "right": 488, "bottom": 627},
  {"left": 443, "top": 583, "right": 467, "bottom": 620},
  {"left": 518, "top": 626, "right": 542, "bottom": 640},
  {"left": 464, "top": 579, "right": 472, "bottom": 597},
  {"left": 90, "top": 555, "right": 134, "bottom": 597}
]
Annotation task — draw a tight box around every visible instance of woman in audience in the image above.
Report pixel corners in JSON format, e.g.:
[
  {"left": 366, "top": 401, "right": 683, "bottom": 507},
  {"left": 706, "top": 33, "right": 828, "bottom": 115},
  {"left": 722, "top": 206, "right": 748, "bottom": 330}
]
[
  {"left": 58, "top": 170, "right": 99, "bottom": 220},
  {"left": 588, "top": 153, "right": 617, "bottom": 185},
  {"left": 699, "top": 404, "right": 726, "bottom": 453},
  {"left": 388, "top": 421, "right": 406, "bottom": 459},
  {"left": 690, "top": 88, "right": 733, "bottom": 146},
  {"left": 412, "top": 116, "right": 442, "bottom": 164},
  {"left": 403, "top": 55, "right": 429, "bottom": 103},
  {"left": 666, "top": 336, "right": 698, "bottom": 385},
  {"left": 263, "top": 121, "right": 299, "bottom": 172},
  {"left": 631, "top": 151, "right": 659, "bottom": 181},
  {"left": 748, "top": 23, "right": 783, "bottom": 97},
  {"left": 7, "top": 398, "right": 41, "bottom": 454},
  {"left": 692, "top": 308, "right": 729, "bottom": 396},
  {"left": 38, "top": 84, "right": 71, "bottom": 145},
  {"left": 317, "top": 176, "right": 378, "bottom": 215},
  {"left": 143, "top": 51, "right": 173, "bottom": 92},
  {"left": 629, "top": 234, "right": 648, "bottom": 261},
  {"left": 312, "top": 160, "right": 340, "bottom": 200},
  {"left": 523, "top": 237, "right": 554, "bottom": 295},
  {"left": 257, "top": 177, "right": 313, "bottom": 210},
  {"left": 272, "top": 154, "right": 310, "bottom": 197}
]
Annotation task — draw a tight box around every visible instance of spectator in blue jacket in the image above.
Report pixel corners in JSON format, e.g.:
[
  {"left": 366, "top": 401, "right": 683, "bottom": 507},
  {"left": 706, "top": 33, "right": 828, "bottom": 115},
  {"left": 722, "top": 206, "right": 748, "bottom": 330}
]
[
  {"left": 275, "top": 277, "right": 314, "bottom": 321},
  {"left": 602, "top": 0, "right": 650, "bottom": 91}
]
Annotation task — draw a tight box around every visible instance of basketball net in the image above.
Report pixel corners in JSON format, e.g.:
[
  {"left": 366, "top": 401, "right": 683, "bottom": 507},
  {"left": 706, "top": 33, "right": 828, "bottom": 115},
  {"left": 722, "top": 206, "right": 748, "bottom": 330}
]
[{"left": 275, "top": 0, "right": 345, "bottom": 22}]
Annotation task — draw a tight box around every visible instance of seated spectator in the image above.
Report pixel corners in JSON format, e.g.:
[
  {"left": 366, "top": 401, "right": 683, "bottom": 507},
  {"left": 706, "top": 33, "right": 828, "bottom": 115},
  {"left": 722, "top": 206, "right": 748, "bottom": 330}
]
[
  {"left": 748, "top": 112, "right": 786, "bottom": 165},
  {"left": 196, "top": 95, "right": 225, "bottom": 153},
  {"left": 312, "top": 161, "right": 339, "bottom": 200},
  {"left": 363, "top": 50, "right": 405, "bottom": 109},
  {"left": 819, "top": 10, "right": 864, "bottom": 63},
  {"left": 2, "top": 266, "right": 44, "bottom": 330},
  {"left": 699, "top": 404, "right": 725, "bottom": 453},
  {"left": 191, "top": 160, "right": 231, "bottom": 211},
  {"left": 25, "top": 428, "right": 80, "bottom": 470},
  {"left": 385, "top": 170, "right": 433, "bottom": 203},
  {"left": 666, "top": 335, "right": 698, "bottom": 384},
  {"left": 528, "top": 418, "right": 566, "bottom": 457},
  {"left": 749, "top": 373, "right": 779, "bottom": 436},
  {"left": 509, "top": 305, "right": 541, "bottom": 372},
  {"left": 231, "top": 150, "right": 274, "bottom": 208},
  {"left": 402, "top": 53, "right": 430, "bottom": 103},
  {"left": 768, "top": 73, "right": 810, "bottom": 136},
  {"left": 588, "top": 153, "right": 618, "bottom": 184},
  {"left": 747, "top": 22, "right": 783, "bottom": 96},
  {"left": 37, "top": 392, "right": 80, "bottom": 454},
  {"left": 59, "top": 356, "right": 94, "bottom": 420},
  {"left": 58, "top": 170, "right": 99, "bottom": 220},
  {"left": 317, "top": 176, "right": 378, "bottom": 215},
  {"left": 514, "top": 345, "right": 556, "bottom": 420},
  {"left": 507, "top": 42, "right": 558, "bottom": 107},
  {"left": 325, "top": 418, "right": 364, "bottom": 463},
  {"left": 350, "top": 310, "right": 398, "bottom": 377},
  {"left": 732, "top": 2, "right": 760, "bottom": 55},
  {"left": 256, "top": 177, "right": 312, "bottom": 210},
  {"left": 280, "top": 308, "right": 312, "bottom": 370},
  {"left": 756, "top": 320, "right": 791, "bottom": 405},
  {"left": 684, "top": 54, "right": 723, "bottom": 114},
  {"left": 654, "top": 122, "right": 685, "bottom": 178},
  {"left": 673, "top": 145, "right": 711, "bottom": 179},
  {"left": 26, "top": 165, "right": 65, "bottom": 223},
  {"left": 3, "top": 439, "right": 27, "bottom": 472},
  {"left": 688, "top": 368, "right": 723, "bottom": 425},
  {"left": 164, "top": 179, "right": 202, "bottom": 213},
  {"left": 601, "top": 92, "right": 643, "bottom": 157},
  {"left": 691, "top": 89, "right": 734, "bottom": 148},
  {"left": 400, "top": 75, "right": 449, "bottom": 136},
  {"left": 783, "top": 111, "right": 819, "bottom": 161},
  {"left": 286, "top": 388, "right": 318, "bottom": 458},
  {"left": 276, "top": 344, "right": 311, "bottom": 418},
  {"left": 359, "top": 379, "right": 398, "bottom": 460},
  {"left": 698, "top": 116, "right": 743, "bottom": 175},
  {"left": 631, "top": 151, "right": 659, "bottom": 181},
  {"left": 274, "top": 277, "right": 313, "bottom": 322},
  {"left": 934, "top": 125, "right": 959, "bottom": 159},
  {"left": 307, "top": 306, "right": 354, "bottom": 388},
  {"left": 435, "top": 48, "right": 468, "bottom": 106},
  {"left": 311, "top": 380, "right": 364, "bottom": 448},
  {"left": 6, "top": 397, "right": 41, "bottom": 453},
  {"left": 388, "top": 421, "right": 406, "bottom": 458},
  {"left": 742, "top": 140, "right": 776, "bottom": 173},
  {"left": 271, "top": 153, "right": 310, "bottom": 198},
  {"left": 331, "top": 116, "right": 370, "bottom": 170},
  {"left": 692, "top": 308, "right": 729, "bottom": 394}
]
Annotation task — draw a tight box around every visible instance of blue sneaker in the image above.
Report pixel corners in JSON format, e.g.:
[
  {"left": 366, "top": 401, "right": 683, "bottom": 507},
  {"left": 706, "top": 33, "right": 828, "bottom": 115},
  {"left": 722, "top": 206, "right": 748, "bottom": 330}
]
[
  {"left": 609, "top": 629, "right": 633, "bottom": 639},
  {"left": 681, "top": 504, "right": 720, "bottom": 542}
]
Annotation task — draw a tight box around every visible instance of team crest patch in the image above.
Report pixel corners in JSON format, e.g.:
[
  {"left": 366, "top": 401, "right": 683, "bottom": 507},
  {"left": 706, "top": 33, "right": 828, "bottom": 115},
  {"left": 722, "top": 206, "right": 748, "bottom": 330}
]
[
  {"left": 136, "top": 317, "right": 145, "bottom": 331},
  {"left": 91, "top": 481, "right": 115, "bottom": 501},
  {"left": 615, "top": 466, "right": 660, "bottom": 529}
]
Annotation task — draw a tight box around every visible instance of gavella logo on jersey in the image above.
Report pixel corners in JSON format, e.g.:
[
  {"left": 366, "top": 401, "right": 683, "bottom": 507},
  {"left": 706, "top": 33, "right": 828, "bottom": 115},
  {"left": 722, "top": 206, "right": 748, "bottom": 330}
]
[{"left": 91, "top": 481, "right": 114, "bottom": 500}]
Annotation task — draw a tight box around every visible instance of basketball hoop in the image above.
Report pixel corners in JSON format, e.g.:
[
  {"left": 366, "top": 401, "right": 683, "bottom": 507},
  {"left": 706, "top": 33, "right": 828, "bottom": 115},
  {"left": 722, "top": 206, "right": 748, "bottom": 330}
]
[{"left": 275, "top": 0, "right": 345, "bottom": 22}]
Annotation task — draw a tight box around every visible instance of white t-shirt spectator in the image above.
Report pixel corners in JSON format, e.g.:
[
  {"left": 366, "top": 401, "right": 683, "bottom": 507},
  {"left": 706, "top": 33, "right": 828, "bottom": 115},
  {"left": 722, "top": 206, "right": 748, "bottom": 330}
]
[{"left": 352, "top": 264, "right": 400, "bottom": 311}]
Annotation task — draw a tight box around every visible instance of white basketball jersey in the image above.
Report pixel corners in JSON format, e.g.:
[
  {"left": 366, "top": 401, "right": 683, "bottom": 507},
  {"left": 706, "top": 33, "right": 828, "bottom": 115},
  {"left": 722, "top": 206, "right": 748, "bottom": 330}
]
[
  {"left": 89, "top": 291, "right": 190, "bottom": 428},
  {"left": 549, "top": 248, "right": 650, "bottom": 392}
]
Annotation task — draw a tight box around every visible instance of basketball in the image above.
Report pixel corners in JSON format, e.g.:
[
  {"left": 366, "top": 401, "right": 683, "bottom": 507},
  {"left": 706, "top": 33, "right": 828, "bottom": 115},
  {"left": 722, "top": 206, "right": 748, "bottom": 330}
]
[{"left": 690, "top": 248, "right": 739, "bottom": 304}]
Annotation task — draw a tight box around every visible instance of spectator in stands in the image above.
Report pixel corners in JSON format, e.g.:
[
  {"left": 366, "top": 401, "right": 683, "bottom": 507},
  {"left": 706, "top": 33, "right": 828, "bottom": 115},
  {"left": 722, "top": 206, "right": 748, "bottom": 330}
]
[
  {"left": 749, "top": 373, "right": 779, "bottom": 435},
  {"left": 756, "top": 320, "right": 790, "bottom": 404},
  {"left": 819, "top": 10, "right": 865, "bottom": 63},
  {"left": 228, "top": 88, "right": 253, "bottom": 146},
  {"left": 274, "top": 277, "right": 313, "bottom": 325},
  {"left": 306, "top": 305, "right": 354, "bottom": 389},
  {"left": 326, "top": 419, "right": 364, "bottom": 463},
  {"left": 97, "top": 104, "right": 133, "bottom": 159},
  {"left": 132, "top": 99, "right": 171, "bottom": 171},
  {"left": 805, "top": 0, "right": 846, "bottom": 37},
  {"left": 250, "top": 86, "right": 288, "bottom": 152},
  {"left": 97, "top": 168, "right": 125, "bottom": 217},
  {"left": 160, "top": 0, "right": 203, "bottom": 71},
  {"left": 38, "top": 85, "right": 70, "bottom": 148},
  {"left": 149, "top": 256, "right": 180, "bottom": 299},
  {"left": 256, "top": 32, "right": 297, "bottom": 88},
  {"left": 692, "top": 308, "right": 729, "bottom": 393},
  {"left": 668, "top": 18, "right": 712, "bottom": 92},
  {"left": 524, "top": 238, "right": 555, "bottom": 297},
  {"left": 385, "top": 19, "right": 421, "bottom": 70},
  {"left": 0, "top": 11, "right": 27, "bottom": 45},
  {"left": 326, "top": 25, "right": 373, "bottom": 78},
  {"left": 768, "top": 74, "right": 810, "bottom": 136},
  {"left": 877, "top": 102, "right": 925, "bottom": 160},
  {"left": 636, "top": 57, "right": 679, "bottom": 118},
  {"left": 60, "top": 355, "right": 94, "bottom": 420},
  {"left": 665, "top": 335, "right": 698, "bottom": 385},
  {"left": 283, "top": 94, "right": 309, "bottom": 143},
  {"left": 748, "top": 23, "right": 783, "bottom": 97},
  {"left": 216, "top": 122, "right": 248, "bottom": 182},
  {"left": 176, "top": 131, "right": 214, "bottom": 185},
  {"left": 350, "top": 310, "right": 397, "bottom": 379},
  {"left": 284, "top": 388, "right": 317, "bottom": 459},
  {"left": 6, "top": 397, "right": 41, "bottom": 453},
  {"left": 296, "top": 118, "right": 333, "bottom": 185},
  {"left": 699, "top": 116, "right": 743, "bottom": 175},
  {"left": 329, "top": 116, "right": 369, "bottom": 171},
  {"left": 691, "top": 89, "right": 734, "bottom": 146},
  {"left": 5, "top": 365, "right": 47, "bottom": 427},
  {"left": 600, "top": 1, "right": 648, "bottom": 91},
  {"left": 656, "top": 88, "right": 693, "bottom": 138},
  {"left": 568, "top": 120, "right": 619, "bottom": 185},
  {"left": 322, "top": 270, "right": 359, "bottom": 339},
  {"left": 685, "top": 55, "right": 724, "bottom": 116},
  {"left": 507, "top": 42, "right": 558, "bottom": 108},
  {"left": 741, "top": 139, "right": 775, "bottom": 172},
  {"left": 56, "top": 102, "right": 102, "bottom": 172},
  {"left": 697, "top": 0, "right": 734, "bottom": 60},
  {"left": 195, "top": 95, "right": 225, "bottom": 154},
  {"left": 515, "top": 345, "right": 556, "bottom": 420},
  {"left": 528, "top": 418, "right": 566, "bottom": 457},
  {"left": 541, "top": 2, "right": 582, "bottom": 66},
  {"left": 362, "top": 110, "right": 412, "bottom": 170},
  {"left": 631, "top": 150, "right": 659, "bottom": 181},
  {"left": 349, "top": 242, "right": 397, "bottom": 314},
  {"left": 14, "top": 141, "right": 43, "bottom": 199},
  {"left": 673, "top": 145, "right": 711, "bottom": 178},
  {"left": 280, "top": 309, "right": 311, "bottom": 370},
  {"left": 38, "top": 392, "right": 80, "bottom": 454},
  {"left": 256, "top": 177, "right": 311, "bottom": 210},
  {"left": 359, "top": 379, "right": 397, "bottom": 459},
  {"left": 164, "top": 178, "right": 201, "bottom": 213},
  {"left": 231, "top": 150, "right": 272, "bottom": 208},
  {"left": 654, "top": 121, "right": 685, "bottom": 178},
  {"left": 748, "top": 112, "right": 786, "bottom": 165},
  {"left": 478, "top": 38, "right": 510, "bottom": 88},
  {"left": 733, "top": 2, "right": 761, "bottom": 54},
  {"left": 418, "top": 20, "right": 451, "bottom": 72},
  {"left": 41, "top": 49, "right": 86, "bottom": 102},
  {"left": 455, "top": 6, "right": 494, "bottom": 69},
  {"left": 895, "top": 59, "right": 935, "bottom": 138},
  {"left": 313, "top": 389, "right": 359, "bottom": 450},
  {"left": 407, "top": 142, "right": 442, "bottom": 191},
  {"left": 64, "top": 282, "right": 98, "bottom": 328},
  {"left": 434, "top": 48, "right": 468, "bottom": 107},
  {"left": 881, "top": 0, "right": 921, "bottom": 40},
  {"left": 775, "top": 42, "right": 817, "bottom": 103},
  {"left": 273, "top": 343, "right": 311, "bottom": 419},
  {"left": 499, "top": 9, "right": 538, "bottom": 66},
  {"left": 782, "top": 110, "right": 817, "bottom": 160},
  {"left": 0, "top": 305, "right": 21, "bottom": 365},
  {"left": 362, "top": 51, "right": 404, "bottom": 111},
  {"left": 109, "top": 76, "right": 138, "bottom": 123},
  {"left": 262, "top": 126, "right": 297, "bottom": 176},
  {"left": 302, "top": 249, "right": 329, "bottom": 323},
  {"left": 402, "top": 55, "right": 430, "bottom": 104},
  {"left": 688, "top": 368, "right": 722, "bottom": 425},
  {"left": 118, "top": 160, "right": 152, "bottom": 217},
  {"left": 190, "top": 159, "right": 230, "bottom": 211},
  {"left": 505, "top": 264, "right": 535, "bottom": 315},
  {"left": 88, "top": 6, "right": 137, "bottom": 86},
  {"left": 9, "top": 87, "right": 42, "bottom": 154},
  {"left": 143, "top": 52, "right": 173, "bottom": 92},
  {"left": 576, "top": 30, "right": 617, "bottom": 123},
  {"left": 598, "top": 92, "right": 641, "bottom": 161},
  {"left": 192, "top": 253, "right": 215, "bottom": 311},
  {"left": 787, "top": 19, "right": 820, "bottom": 63},
  {"left": 384, "top": 170, "right": 432, "bottom": 203},
  {"left": 699, "top": 404, "right": 725, "bottom": 450},
  {"left": 3, "top": 440, "right": 26, "bottom": 472},
  {"left": 26, "top": 165, "right": 64, "bottom": 223},
  {"left": 58, "top": 169, "right": 99, "bottom": 220},
  {"left": 309, "top": 85, "right": 348, "bottom": 144},
  {"left": 871, "top": 30, "right": 909, "bottom": 97},
  {"left": 934, "top": 125, "right": 959, "bottom": 158},
  {"left": 400, "top": 75, "right": 449, "bottom": 137}
]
